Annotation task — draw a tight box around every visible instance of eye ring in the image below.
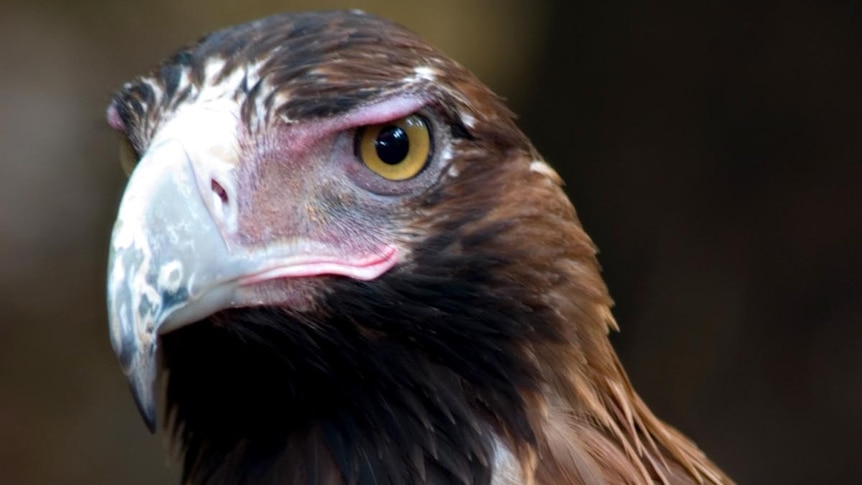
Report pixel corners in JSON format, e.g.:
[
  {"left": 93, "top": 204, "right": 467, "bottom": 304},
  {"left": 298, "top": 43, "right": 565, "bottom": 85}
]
[{"left": 357, "top": 114, "right": 432, "bottom": 181}]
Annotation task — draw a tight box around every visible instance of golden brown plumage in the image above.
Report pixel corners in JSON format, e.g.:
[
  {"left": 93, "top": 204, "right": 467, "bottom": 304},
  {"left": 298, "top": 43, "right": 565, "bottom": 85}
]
[{"left": 106, "top": 10, "right": 732, "bottom": 484}]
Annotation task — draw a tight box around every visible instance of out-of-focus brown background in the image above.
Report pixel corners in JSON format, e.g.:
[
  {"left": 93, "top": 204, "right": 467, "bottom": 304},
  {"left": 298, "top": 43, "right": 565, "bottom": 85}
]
[{"left": 1, "top": 0, "right": 859, "bottom": 483}]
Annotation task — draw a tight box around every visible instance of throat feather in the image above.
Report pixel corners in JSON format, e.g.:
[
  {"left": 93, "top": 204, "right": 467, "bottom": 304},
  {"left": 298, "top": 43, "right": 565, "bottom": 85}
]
[{"left": 160, "top": 269, "right": 547, "bottom": 485}]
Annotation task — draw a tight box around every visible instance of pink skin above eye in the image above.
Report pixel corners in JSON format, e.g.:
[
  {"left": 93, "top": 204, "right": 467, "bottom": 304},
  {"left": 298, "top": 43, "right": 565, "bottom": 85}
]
[{"left": 271, "top": 95, "right": 431, "bottom": 155}]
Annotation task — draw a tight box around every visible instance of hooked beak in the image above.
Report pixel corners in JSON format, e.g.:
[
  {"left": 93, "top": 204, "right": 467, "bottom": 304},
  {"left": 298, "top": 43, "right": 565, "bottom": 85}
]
[{"left": 107, "top": 138, "right": 244, "bottom": 431}]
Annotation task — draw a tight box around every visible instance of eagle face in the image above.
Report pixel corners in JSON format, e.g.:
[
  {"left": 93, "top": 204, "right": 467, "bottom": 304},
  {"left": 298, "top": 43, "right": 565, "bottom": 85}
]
[{"left": 107, "top": 10, "right": 730, "bottom": 485}]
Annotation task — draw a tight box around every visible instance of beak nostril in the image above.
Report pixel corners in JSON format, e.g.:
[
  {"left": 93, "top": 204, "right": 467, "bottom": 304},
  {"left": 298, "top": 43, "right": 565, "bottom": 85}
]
[
  {"left": 208, "top": 177, "right": 237, "bottom": 232},
  {"left": 211, "top": 179, "right": 229, "bottom": 204}
]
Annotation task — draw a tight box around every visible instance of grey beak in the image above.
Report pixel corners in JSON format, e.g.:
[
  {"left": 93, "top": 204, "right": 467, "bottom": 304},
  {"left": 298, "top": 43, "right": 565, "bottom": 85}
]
[{"left": 107, "top": 138, "right": 245, "bottom": 430}]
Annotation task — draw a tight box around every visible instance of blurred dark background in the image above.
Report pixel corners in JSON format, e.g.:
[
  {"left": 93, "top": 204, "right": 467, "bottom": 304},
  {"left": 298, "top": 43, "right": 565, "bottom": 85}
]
[{"left": 1, "top": 0, "right": 859, "bottom": 483}]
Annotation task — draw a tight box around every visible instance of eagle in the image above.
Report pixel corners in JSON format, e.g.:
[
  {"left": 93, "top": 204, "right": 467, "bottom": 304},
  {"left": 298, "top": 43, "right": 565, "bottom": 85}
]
[{"left": 106, "top": 10, "right": 732, "bottom": 485}]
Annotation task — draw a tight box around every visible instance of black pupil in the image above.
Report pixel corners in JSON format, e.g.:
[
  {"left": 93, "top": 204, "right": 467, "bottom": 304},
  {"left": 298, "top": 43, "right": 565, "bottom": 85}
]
[{"left": 374, "top": 126, "right": 410, "bottom": 165}]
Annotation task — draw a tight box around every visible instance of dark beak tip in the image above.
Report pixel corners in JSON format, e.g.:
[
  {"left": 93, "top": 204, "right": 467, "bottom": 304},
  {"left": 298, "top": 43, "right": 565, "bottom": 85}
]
[{"left": 129, "top": 381, "right": 157, "bottom": 433}]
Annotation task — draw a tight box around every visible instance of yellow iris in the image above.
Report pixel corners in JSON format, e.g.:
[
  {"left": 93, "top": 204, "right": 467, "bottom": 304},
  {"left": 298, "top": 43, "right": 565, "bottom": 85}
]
[{"left": 359, "top": 114, "right": 431, "bottom": 181}]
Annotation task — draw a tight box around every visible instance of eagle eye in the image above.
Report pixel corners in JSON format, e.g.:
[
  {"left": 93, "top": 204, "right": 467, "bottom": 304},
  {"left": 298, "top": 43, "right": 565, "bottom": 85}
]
[{"left": 357, "top": 114, "right": 431, "bottom": 181}]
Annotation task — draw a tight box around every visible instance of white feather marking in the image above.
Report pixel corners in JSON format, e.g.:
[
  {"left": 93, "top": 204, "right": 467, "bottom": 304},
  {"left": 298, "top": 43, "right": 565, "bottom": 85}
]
[
  {"left": 529, "top": 160, "right": 561, "bottom": 181},
  {"left": 244, "top": 59, "right": 264, "bottom": 88},
  {"left": 439, "top": 145, "right": 459, "bottom": 177},
  {"left": 147, "top": 83, "right": 164, "bottom": 104},
  {"left": 491, "top": 436, "right": 524, "bottom": 485},
  {"left": 460, "top": 112, "right": 477, "bottom": 129},
  {"left": 203, "top": 58, "right": 226, "bottom": 83},
  {"left": 199, "top": 67, "right": 243, "bottom": 102},
  {"left": 413, "top": 66, "right": 437, "bottom": 81},
  {"left": 402, "top": 65, "right": 439, "bottom": 85},
  {"left": 182, "top": 58, "right": 267, "bottom": 108},
  {"left": 440, "top": 144, "right": 454, "bottom": 162}
]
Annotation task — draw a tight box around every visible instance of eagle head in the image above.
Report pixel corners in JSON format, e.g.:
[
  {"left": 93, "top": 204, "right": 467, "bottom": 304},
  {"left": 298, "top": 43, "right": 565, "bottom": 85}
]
[{"left": 106, "top": 10, "right": 730, "bottom": 485}]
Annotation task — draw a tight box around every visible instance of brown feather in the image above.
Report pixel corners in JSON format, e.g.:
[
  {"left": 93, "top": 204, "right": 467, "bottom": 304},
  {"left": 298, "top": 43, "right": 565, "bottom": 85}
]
[{"left": 427, "top": 135, "right": 733, "bottom": 483}]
